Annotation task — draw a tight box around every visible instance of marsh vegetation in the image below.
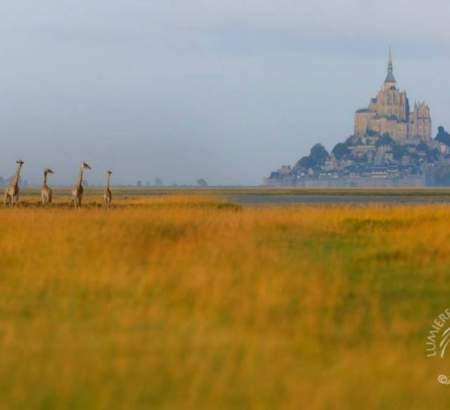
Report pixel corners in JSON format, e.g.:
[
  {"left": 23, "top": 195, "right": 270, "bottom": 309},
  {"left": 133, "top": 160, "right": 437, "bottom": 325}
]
[{"left": 0, "top": 190, "right": 449, "bottom": 409}]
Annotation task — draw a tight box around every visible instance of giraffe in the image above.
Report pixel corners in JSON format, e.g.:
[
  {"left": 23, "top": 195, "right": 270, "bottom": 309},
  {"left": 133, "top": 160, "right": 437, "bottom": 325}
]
[
  {"left": 41, "top": 168, "right": 54, "bottom": 206},
  {"left": 104, "top": 170, "right": 112, "bottom": 209},
  {"left": 72, "top": 162, "right": 91, "bottom": 208},
  {"left": 4, "top": 160, "right": 24, "bottom": 207}
]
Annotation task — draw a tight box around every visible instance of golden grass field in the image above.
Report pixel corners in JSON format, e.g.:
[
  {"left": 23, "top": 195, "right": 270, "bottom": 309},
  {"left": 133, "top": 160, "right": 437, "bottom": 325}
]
[{"left": 1, "top": 189, "right": 450, "bottom": 409}]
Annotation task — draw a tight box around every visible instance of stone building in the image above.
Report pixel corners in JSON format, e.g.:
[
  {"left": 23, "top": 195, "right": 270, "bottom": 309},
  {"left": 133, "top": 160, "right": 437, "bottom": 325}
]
[{"left": 354, "top": 50, "right": 432, "bottom": 143}]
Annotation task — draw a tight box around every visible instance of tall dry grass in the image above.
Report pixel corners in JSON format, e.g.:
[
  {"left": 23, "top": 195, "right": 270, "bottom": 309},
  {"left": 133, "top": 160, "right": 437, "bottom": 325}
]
[{"left": 0, "top": 195, "right": 449, "bottom": 409}]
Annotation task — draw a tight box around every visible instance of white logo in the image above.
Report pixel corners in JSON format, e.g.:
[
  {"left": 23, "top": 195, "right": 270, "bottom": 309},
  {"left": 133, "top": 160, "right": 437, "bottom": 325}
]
[
  {"left": 440, "top": 328, "right": 450, "bottom": 358},
  {"left": 437, "top": 375, "right": 450, "bottom": 385},
  {"left": 426, "top": 309, "right": 450, "bottom": 384},
  {"left": 425, "top": 308, "right": 450, "bottom": 358}
]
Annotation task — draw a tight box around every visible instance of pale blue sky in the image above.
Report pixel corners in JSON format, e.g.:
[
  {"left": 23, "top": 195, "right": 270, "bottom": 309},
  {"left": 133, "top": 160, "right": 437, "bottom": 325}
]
[{"left": 0, "top": 1, "right": 449, "bottom": 185}]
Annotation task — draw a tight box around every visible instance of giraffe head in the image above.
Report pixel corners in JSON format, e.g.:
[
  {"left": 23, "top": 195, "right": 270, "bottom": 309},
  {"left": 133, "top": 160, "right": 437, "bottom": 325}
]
[
  {"left": 44, "top": 168, "right": 54, "bottom": 176},
  {"left": 82, "top": 162, "right": 91, "bottom": 170},
  {"left": 107, "top": 170, "right": 112, "bottom": 175},
  {"left": 16, "top": 160, "right": 24, "bottom": 167}
]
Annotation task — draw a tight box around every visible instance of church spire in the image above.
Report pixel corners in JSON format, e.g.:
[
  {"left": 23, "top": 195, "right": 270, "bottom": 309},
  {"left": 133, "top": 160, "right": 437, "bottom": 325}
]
[{"left": 385, "top": 47, "right": 396, "bottom": 84}]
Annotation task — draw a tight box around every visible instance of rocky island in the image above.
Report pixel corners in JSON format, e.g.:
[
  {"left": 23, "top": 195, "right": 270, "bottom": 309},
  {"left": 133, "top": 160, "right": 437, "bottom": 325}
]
[{"left": 267, "top": 51, "right": 450, "bottom": 186}]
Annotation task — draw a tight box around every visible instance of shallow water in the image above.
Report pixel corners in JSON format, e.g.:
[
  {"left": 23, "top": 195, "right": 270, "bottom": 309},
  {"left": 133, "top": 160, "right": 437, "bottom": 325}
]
[{"left": 231, "top": 194, "right": 450, "bottom": 205}]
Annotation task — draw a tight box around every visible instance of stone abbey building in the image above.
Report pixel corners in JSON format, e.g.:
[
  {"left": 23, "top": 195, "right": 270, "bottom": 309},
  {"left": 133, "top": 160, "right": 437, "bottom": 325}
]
[{"left": 354, "top": 50, "right": 432, "bottom": 143}]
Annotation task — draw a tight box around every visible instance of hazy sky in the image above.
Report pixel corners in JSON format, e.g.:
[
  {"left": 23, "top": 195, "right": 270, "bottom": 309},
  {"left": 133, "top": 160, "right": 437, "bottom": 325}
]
[{"left": 1, "top": 1, "right": 450, "bottom": 185}]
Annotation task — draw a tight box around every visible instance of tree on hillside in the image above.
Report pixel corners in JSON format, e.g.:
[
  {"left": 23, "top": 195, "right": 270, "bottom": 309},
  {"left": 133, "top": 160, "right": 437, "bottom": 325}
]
[
  {"left": 392, "top": 144, "right": 407, "bottom": 161},
  {"left": 332, "top": 142, "right": 350, "bottom": 160},
  {"left": 376, "top": 134, "right": 395, "bottom": 147},
  {"left": 435, "top": 126, "right": 450, "bottom": 146},
  {"left": 294, "top": 144, "right": 330, "bottom": 171},
  {"left": 309, "top": 144, "right": 330, "bottom": 166},
  {"left": 417, "top": 142, "right": 440, "bottom": 162},
  {"left": 295, "top": 156, "right": 315, "bottom": 170}
]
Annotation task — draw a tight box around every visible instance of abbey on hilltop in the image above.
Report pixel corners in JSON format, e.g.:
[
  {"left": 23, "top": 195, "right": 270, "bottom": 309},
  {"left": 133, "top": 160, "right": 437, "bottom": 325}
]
[
  {"left": 267, "top": 50, "right": 450, "bottom": 186},
  {"left": 354, "top": 49, "right": 432, "bottom": 143}
]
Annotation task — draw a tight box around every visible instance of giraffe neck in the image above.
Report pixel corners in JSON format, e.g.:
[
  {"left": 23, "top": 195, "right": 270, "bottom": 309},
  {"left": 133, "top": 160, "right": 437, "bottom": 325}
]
[
  {"left": 77, "top": 168, "right": 84, "bottom": 188},
  {"left": 106, "top": 174, "right": 111, "bottom": 190},
  {"left": 13, "top": 164, "right": 22, "bottom": 187},
  {"left": 43, "top": 172, "right": 48, "bottom": 186}
]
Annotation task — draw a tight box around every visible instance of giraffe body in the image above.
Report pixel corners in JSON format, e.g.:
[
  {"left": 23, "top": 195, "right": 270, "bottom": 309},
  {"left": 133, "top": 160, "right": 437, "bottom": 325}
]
[
  {"left": 4, "top": 161, "right": 24, "bottom": 207},
  {"left": 104, "top": 170, "right": 112, "bottom": 208},
  {"left": 41, "top": 169, "right": 54, "bottom": 206},
  {"left": 72, "top": 162, "right": 91, "bottom": 208}
]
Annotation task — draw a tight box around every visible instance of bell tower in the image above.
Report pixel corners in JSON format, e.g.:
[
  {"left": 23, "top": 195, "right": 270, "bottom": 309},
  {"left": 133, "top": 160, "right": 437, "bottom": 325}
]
[{"left": 384, "top": 48, "right": 396, "bottom": 89}]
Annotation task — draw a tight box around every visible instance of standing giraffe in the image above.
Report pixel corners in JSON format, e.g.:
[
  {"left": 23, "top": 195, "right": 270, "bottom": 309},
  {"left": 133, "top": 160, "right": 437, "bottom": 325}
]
[
  {"left": 4, "top": 160, "right": 24, "bottom": 207},
  {"left": 41, "top": 168, "right": 54, "bottom": 206},
  {"left": 104, "top": 170, "right": 112, "bottom": 208},
  {"left": 72, "top": 162, "right": 91, "bottom": 208}
]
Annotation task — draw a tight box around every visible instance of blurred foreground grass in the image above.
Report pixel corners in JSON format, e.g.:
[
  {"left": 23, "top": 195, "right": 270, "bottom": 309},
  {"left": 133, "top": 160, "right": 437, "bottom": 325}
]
[{"left": 0, "top": 193, "right": 449, "bottom": 409}]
